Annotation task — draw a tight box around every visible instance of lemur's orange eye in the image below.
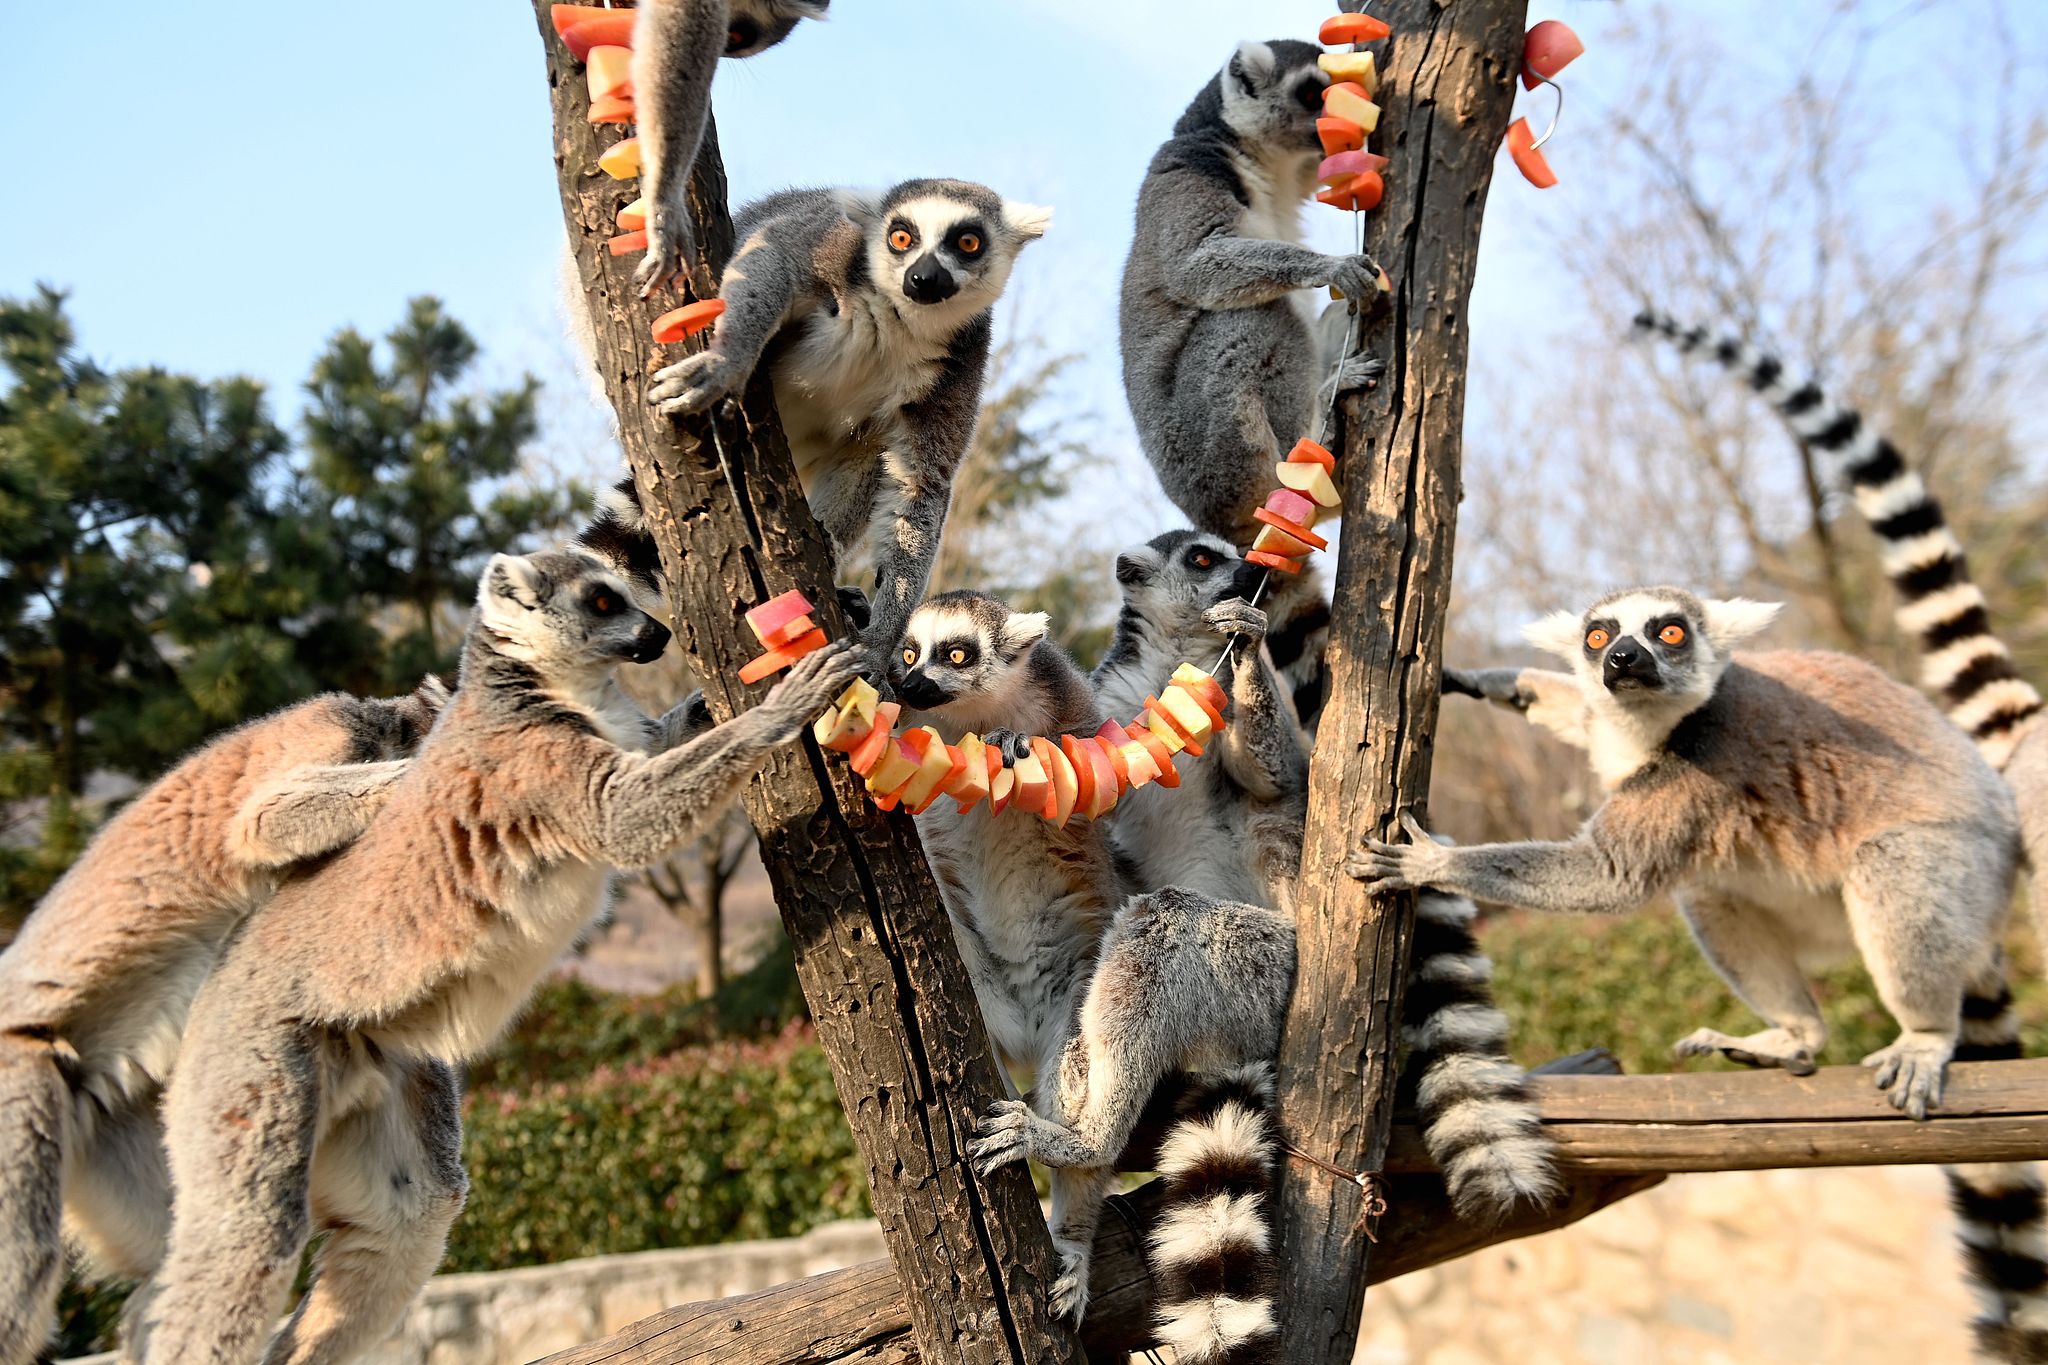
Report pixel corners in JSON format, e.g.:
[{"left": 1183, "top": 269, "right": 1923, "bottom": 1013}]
[
  {"left": 1585, "top": 627, "right": 1611, "bottom": 651},
  {"left": 956, "top": 232, "right": 982, "bottom": 255},
  {"left": 948, "top": 647, "right": 968, "bottom": 665},
  {"left": 1659, "top": 624, "right": 1688, "bottom": 646},
  {"left": 888, "top": 227, "right": 914, "bottom": 252},
  {"left": 902, "top": 647, "right": 916, "bottom": 666}
]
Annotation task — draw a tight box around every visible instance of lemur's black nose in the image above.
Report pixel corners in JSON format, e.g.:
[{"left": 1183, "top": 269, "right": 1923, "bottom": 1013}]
[
  {"left": 1603, "top": 639, "right": 1659, "bottom": 688},
  {"left": 903, "top": 255, "right": 958, "bottom": 304},
  {"left": 898, "top": 671, "right": 950, "bottom": 709},
  {"left": 1228, "top": 558, "right": 1265, "bottom": 600},
  {"left": 630, "top": 618, "right": 672, "bottom": 665}
]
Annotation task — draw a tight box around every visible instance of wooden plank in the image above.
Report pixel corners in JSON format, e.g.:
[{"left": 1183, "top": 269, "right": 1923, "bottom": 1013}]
[
  {"left": 1272, "top": 2, "right": 1530, "bottom": 1361},
  {"left": 1543, "top": 1116, "right": 2048, "bottom": 1171},
  {"left": 531, "top": 9, "right": 1080, "bottom": 1364},
  {"left": 1526, "top": 1057, "right": 2048, "bottom": 1123}
]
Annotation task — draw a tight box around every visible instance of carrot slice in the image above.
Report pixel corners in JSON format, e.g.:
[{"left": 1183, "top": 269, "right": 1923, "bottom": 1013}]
[
  {"left": 598, "top": 137, "right": 641, "bottom": 179},
  {"left": 1253, "top": 507, "right": 1330, "bottom": 551},
  {"left": 848, "top": 703, "right": 902, "bottom": 776},
  {"left": 1521, "top": 20, "right": 1584, "bottom": 89},
  {"left": 551, "top": 5, "right": 615, "bottom": 36},
  {"left": 651, "top": 299, "right": 727, "bottom": 344},
  {"left": 1286, "top": 439, "right": 1336, "bottom": 472},
  {"left": 1245, "top": 549, "right": 1306, "bottom": 575},
  {"left": 1319, "top": 13, "right": 1392, "bottom": 44},
  {"left": 1169, "top": 664, "right": 1229, "bottom": 721},
  {"left": 588, "top": 96, "right": 635, "bottom": 125},
  {"left": 1095, "top": 723, "right": 1133, "bottom": 787},
  {"left": 755, "top": 615, "right": 817, "bottom": 651},
  {"left": 562, "top": 15, "right": 636, "bottom": 61},
  {"left": 1318, "top": 151, "right": 1390, "bottom": 187},
  {"left": 1318, "top": 170, "right": 1384, "bottom": 212},
  {"left": 608, "top": 229, "right": 649, "bottom": 256},
  {"left": 1060, "top": 736, "right": 1097, "bottom": 816},
  {"left": 617, "top": 198, "right": 648, "bottom": 232},
  {"left": 586, "top": 46, "right": 633, "bottom": 102},
  {"left": 737, "top": 627, "right": 825, "bottom": 685},
  {"left": 1505, "top": 118, "right": 1557, "bottom": 189},
  {"left": 1318, "top": 116, "right": 1364, "bottom": 156}
]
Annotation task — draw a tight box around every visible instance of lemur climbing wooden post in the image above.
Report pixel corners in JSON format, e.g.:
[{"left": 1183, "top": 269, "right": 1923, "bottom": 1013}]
[
  {"left": 533, "top": 7, "right": 1084, "bottom": 1364},
  {"left": 1273, "top": 1, "right": 1532, "bottom": 1360}
]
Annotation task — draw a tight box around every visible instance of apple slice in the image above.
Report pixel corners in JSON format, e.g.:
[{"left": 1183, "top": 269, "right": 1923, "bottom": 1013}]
[
  {"left": 948, "top": 734, "right": 991, "bottom": 809},
  {"left": 1266, "top": 488, "right": 1319, "bottom": 528},
  {"left": 561, "top": 14, "right": 636, "bottom": 60},
  {"left": 1127, "top": 724, "right": 1181, "bottom": 788},
  {"left": 1011, "top": 746, "right": 1050, "bottom": 816},
  {"left": 812, "top": 676, "right": 880, "bottom": 751},
  {"left": 598, "top": 137, "right": 641, "bottom": 179},
  {"left": 652, "top": 299, "right": 725, "bottom": 344},
  {"left": 1252, "top": 511, "right": 1327, "bottom": 555},
  {"left": 1164, "top": 677, "right": 1228, "bottom": 735},
  {"left": 1139, "top": 698, "right": 1194, "bottom": 755},
  {"left": 1287, "top": 439, "right": 1336, "bottom": 473},
  {"left": 1317, "top": 51, "right": 1376, "bottom": 95},
  {"left": 1254, "top": 504, "right": 1329, "bottom": 549},
  {"left": 1159, "top": 685, "right": 1219, "bottom": 746},
  {"left": 1095, "top": 721, "right": 1133, "bottom": 787},
  {"left": 848, "top": 702, "right": 900, "bottom": 776},
  {"left": 616, "top": 197, "right": 648, "bottom": 232},
  {"left": 1118, "top": 738, "right": 1162, "bottom": 789},
  {"left": 988, "top": 761, "right": 1016, "bottom": 816},
  {"left": 1318, "top": 169, "right": 1384, "bottom": 213},
  {"left": 1318, "top": 116, "right": 1364, "bottom": 156},
  {"left": 1059, "top": 736, "right": 1098, "bottom": 818},
  {"left": 1320, "top": 13, "right": 1392, "bottom": 44},
  {"left": 1521, "top": 19, "right": 1584, "bottom": 89},
  {"left": 586, "top": 45, "right": 633, "bottom": 102},
  {"left": 588, "top": 95, "right": 635, "bottom": 125},
  {"left": 1318, "top": 151, "right": 1390, "bottom": 187},
  {"left": 1170, "top": 664, "right": 1229, "bottom": 720},
  {"left": 754, "top": 614, "right": 816, "bottom": 651},
  {"left": 1244, "top": 549, "right": 1305, "bottom": 575},
  {"left": 1048, "top": 738, "right": 1081, "bottom": 823},
  {"left": 737, "top": 627, "right": 825, "bottom": 684},
  {"left": 1076, "top": 739, "right": 1120, "bottom": 818},
  {"left": 1505, "top": 118, "right": 1558, "bottom": 189},
  {"left": 897, "top": 728, "right": 957, "bottom": 812},
  {"left": 746, "top": 590, "right": 814, "bottom": 644},
  {"left": 1275, "top": 460, "right": 1342, "bottom": 508},
  {"left": 866, "top": 736, "right": 923, "bottom": 800},
  {"left": 1323, "top": 84, "right": 1380, "bottom": 134}
]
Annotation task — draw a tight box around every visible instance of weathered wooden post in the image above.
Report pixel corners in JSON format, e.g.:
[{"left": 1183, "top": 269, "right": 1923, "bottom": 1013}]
[
  {"left": 533, "top": 9, "right": 1083, "bottom": 1363},
  {"left": 1272, "top": 1, "right": 1532, "bottom": 1359}
]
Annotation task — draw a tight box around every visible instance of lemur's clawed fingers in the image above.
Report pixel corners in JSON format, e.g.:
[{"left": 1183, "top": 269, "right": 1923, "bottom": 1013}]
[
  {"left": 1326, "top": 253, "right": 1386, "bottom": 309},
  {"left": 761, "top": 641, "right": 865, "bottom": 729},
  {"left": 646, "top": 351, "right": 737, "bottom": 417},
  {"left": 1344, "top": 839, "right": 1416, "bottom": 892},
  {"left": 1863, "top": 1036, "right": 1948, "bottom": 1121},
  {"left": 1398, "top": 810, "right": 1439, "bottom": 846},
  {"left": 1333, "top": 352, "right": 1386, "bottom": 396},
  {"left": 633, "top": 215, "right": 697, "bottom": 299},
  {"left": 981, "top": 729, "right": 1033, "bottom": 764},
  {"left": 969, "top": 1099, "right": 1032, "bottom": 1176},
  {"left": 835, "top": 584, "right": 873, "bottom": 634},
  {"left": 1202, "top": 597, "right": 1268, "bottom": 646}
]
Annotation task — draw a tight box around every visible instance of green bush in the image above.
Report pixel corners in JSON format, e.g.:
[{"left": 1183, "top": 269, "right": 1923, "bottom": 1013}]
[
  {"left": 446, "top": 1022, "right": 865, "bottom": 1271},
  {"left": 1481, "top": 905, "right": 2048, "bottom": 1074}
]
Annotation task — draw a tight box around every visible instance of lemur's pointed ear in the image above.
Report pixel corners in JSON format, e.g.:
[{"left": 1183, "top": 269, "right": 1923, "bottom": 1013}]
[
  {"left": 1227, "top": 40, "right": 1276, "bottom": 95},
  {"left": 1114, "top": 548, "right": 1159, "bottom": 588},
  {"left": 1003, "top": 202, "right": 1053, "bottom": 242},
  {"left": 483, "top": 554, "right": 546, "bottom": 610},
  {"left": 999, "top": 610, "right": 1050, "bottom": 659},
  {"left": 1701, "top": 598, "right": 1782, "bottom": 648},
  {"left": 1522, "top": 610, "right": 1586, "bottom": 660}
]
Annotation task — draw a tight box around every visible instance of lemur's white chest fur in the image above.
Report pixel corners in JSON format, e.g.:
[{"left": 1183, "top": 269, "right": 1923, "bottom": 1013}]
[
  {"left": 1226, "top": 144, "right": 1320, "bottom": 325},
  {"left": 776, "top": 296, "right": 948, "bottom": 494}
]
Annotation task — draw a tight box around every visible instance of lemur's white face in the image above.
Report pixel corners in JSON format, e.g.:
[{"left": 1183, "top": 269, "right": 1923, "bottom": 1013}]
[
  {"left": 1219, "top": 40, "right": 1331, "bottom": 156},
  {"left": 891, "top": 594, "right": 1047, "bottom": 729},
  {"left": 1113, "top": 531, "right": 1262, "bottom": 631},
  {"left": 1525, "top": 588, "right": 1781, "bottom": 715},
  {"left": 869, "top": 195, "right": 1051, "bottom": 335}
]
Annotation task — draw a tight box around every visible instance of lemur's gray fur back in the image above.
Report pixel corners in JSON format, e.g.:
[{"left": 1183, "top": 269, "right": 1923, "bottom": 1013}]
[
  {"left": 1119, "top": 40, "right": 1382, "bottom": 727},
  {"left": 580, "top": 180, "right": 1048, "bottom": 659},
  {"left": 1637, "top": 312, "right": 2048, "bottom": 1365}
]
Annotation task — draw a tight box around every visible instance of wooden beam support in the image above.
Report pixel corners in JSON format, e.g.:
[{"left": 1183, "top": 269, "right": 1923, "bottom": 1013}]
[
  {"left": 1272, "top": 2, "right": 1529, "bottom": 1361},
  {"left": 532, "top": 11, "right": 1080, "bottom": 1364}
]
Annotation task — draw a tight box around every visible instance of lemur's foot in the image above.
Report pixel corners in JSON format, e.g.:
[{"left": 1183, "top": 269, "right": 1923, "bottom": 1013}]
[
  {"left": 1346, "top": 811, "right": 1451, "bottom": 893},
  {"left": 1863, "top": 1032, "right": 1951, "bottom": 1120},
  {"left": 1333, "top": 352, "right": 1386, "bottom": 396},
  {"left": 646, "top": 350, "right": 739, "bottom": 417},
  {"left": 1673, "top": 1027, "right": 1817, "bottom": 1077},
  {"left": 1203, "top": 598, "right": 1268, "bottom": 648},
  {"left": 969, "top": 1099, "right": 1033, "bottom": 1176},
  {"left": 980, "top": 729, "right": 1035, "bottom": 764},
  {"left": 1049, "top": 1247, "right": 1092, "bottom": 1325}
]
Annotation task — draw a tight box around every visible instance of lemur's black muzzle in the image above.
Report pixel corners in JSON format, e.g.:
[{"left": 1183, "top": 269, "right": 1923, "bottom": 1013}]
[
  {"left": 903, "top": 254, "right": 959, "bottom": 305},
  {"left": 629, "top": 617, "right": 673, "bottom": 665},
  {"left": 1602, "top": 638, "right": 1661, "bottom": 691},
  {"left": 1225, "top": 558, "right": 1266, "bottom": 602},
  {"left": 896, "top": 670, "right": 951, "bottom": 710}
]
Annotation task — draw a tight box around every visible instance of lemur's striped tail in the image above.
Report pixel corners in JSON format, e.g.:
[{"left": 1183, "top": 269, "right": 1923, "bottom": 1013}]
[
  {"left": 575, "top": 476, "right": 664, "bottom": 593},
  {"left": 1633, "top": 309, "right": 2045, "bottom": 769},
  {"left": 1948, "top": 963, "right": 2048, "bottom": 1364},
  {"left": 1399, "top": 891, "right": 1560, "bottom": 1222},
  {"left": 1148, "top": 1063, "right": 1280, "bottom": 1365}
]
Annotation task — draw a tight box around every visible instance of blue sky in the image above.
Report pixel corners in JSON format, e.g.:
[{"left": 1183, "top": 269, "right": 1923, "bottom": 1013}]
[{"left": 5, "top": 1, "right": 2042, "bottom": 564}]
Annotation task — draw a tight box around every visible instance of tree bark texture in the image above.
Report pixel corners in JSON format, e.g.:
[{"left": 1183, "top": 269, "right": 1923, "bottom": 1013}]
[
  {"left": 534, "top": 9, "right": 1081, "bottom": 1363},
  {"left": 1273, "top": 2, "right": 1531, "bottom": 1361}
]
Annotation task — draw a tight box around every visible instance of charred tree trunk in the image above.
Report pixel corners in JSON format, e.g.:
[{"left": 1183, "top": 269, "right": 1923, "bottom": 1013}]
[
  {"left": 1273, "top": 2, "right": 1530, "bottom": 1361},
  {"left": 534, "top": 10, "right": 1081, "bottom": 1363}
]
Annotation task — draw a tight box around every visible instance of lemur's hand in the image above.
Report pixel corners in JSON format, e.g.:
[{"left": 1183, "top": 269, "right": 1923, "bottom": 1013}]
[
  {"left": 647, "top": 349, "right": 740, "bottom": 417},
  {"left": 981, "top": 729, "right": 1034, "bottom": 764},
  {"left": 634, "top": 211, "right": 697, "bottom": 299},
  {"left": 1203, "top": 598, "right": 1268, "bottom": 649},
  {"left": 1441, "top": 667, "right": 1533, "bottom": 712},
  {"left": 1324, "top": 252, "right": 1386, "bottom": 309},
  {"left": 1345, "top": 812, "right": 1453, "bottom": 892},
  {"left": 759, "top": 641, "right": 865, "bottom": 739}
]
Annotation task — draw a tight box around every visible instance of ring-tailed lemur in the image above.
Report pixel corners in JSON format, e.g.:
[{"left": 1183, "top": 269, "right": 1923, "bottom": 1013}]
[
  {"left": 132, "top": 550, "right": 862, "bottom": 1365},
  {"left": 628, "top": 0, "right": 827, "bottom": 293},
  {"left": 1633, "top": 310, "right": 2048, "bottom": 1364},
  {"left": 581, "top": 180, "right": 1050, "bottom": 661},
  {"left": 1120, "top": 40, "right": 1385, "bottom": 726},
  {"left": 1361, "top": 585, "right": 2020, "bottom": 1118},
  {"left": 0, "top": 681, "right": 445, "bottom": 1365}
]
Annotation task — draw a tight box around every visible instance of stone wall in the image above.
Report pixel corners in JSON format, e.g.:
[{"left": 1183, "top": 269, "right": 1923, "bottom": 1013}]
[{"left": 66, "top": 1165, "right": 1979, "bottom": 1364}]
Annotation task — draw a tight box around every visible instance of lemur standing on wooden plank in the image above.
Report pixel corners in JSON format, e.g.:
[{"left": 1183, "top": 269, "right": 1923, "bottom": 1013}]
[
  {"left": 129, "top": 550, "right": 861, "bottom": 1365},
  {"left": 579, "top": 179, "right": 1050, "bottom": 661},
  {"left": 1120, "top": 40, "right": 1385, "bottom": 726},
  {"left": 628, "top": 0, "right": 828, "bottom": 293},
  {"left": 1634, "top": 309, "right": 2048, "bottom": 1365},
  {"left": 947, "top": 538, "right": 1554, "bottom": 1360},
  {"left": 0, "top": 682, "right": 445, "bottom": 1365}
]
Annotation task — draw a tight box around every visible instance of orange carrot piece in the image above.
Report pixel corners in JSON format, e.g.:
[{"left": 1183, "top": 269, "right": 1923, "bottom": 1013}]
[
  {"left": 1287, "top": 439, "right": 1336, "bottom": 472},
  {"left": 736, "top": 627, "right": 825, "bottom": 685},
  {"left": 551, "top": 5, "right": 614, "bottom": 36},
  {"left": 1505, "top": 118, "right": 1558, "bottom": 189},
  {"left": 617, "top": 199, "right": 647, "bottom": 232},
  {"left": 651, "top": 299, "right": 727, "bottom": 344},
  {"left": 588, "top": 95, "right": 635, "bottom": 125},
  {"left": 1319, "top": 13, "right": 1391, "bottom": 44},
  {"left": 754, "top": 614, "right": 816, "bottom": 651},
  {"left": 1253, "top": 506, "right": 1330, "bottom": 552},
  {"left": 1127, "top": 725, "right": 1181, "bottom": 788},
  {"left": 848, "top": 703, "right": 901, "bottom": 776},
  {"left": 562, "top": 14, "right": 636, "bottom": 60},
  {"left": 1245, "top": 549, "right": 1305, "bottom": 575},
  {"left": 1317, "top": 116, "right": 1364, "bottom": 156},
  {"left": 608, "top": 229, "right": 649, "bottom": 256}
]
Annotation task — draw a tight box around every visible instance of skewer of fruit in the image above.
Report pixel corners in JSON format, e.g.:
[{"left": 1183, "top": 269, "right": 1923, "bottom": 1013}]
[{"left": 1504, "top": 19, "right": 1584, "bottom": 189}]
